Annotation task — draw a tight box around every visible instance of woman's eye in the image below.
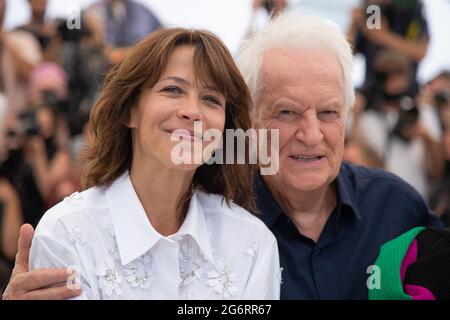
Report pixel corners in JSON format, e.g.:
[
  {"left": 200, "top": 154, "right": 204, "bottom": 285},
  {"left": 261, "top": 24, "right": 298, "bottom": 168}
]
[
  {"left": 162, "top": 86, "right": 183, "bottom": 94},
  {"left": 203, "top": 95, "right": 222, "bottom": 107}
]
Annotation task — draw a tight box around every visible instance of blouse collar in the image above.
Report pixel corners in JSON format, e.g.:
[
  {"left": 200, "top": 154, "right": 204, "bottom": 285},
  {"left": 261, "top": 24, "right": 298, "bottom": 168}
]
[{"left": 105, "top": 172, "right": 215, "bottom": 266}]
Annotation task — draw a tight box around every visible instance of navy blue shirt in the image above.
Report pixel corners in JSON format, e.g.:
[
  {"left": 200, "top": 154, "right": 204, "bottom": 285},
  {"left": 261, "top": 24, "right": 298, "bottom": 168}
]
[{"left": 255, "top": 163, "right": 443, "bottom": 299}]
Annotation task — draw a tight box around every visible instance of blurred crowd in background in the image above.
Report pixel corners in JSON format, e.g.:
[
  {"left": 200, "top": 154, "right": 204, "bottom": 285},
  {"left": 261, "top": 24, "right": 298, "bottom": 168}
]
[{"left": 0, "top": 0, "right": 449, "bottom": 288}]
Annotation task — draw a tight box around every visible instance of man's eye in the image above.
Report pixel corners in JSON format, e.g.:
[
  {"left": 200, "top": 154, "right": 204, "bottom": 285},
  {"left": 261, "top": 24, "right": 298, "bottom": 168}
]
[
  {"left": 162, "top": 86, "right": 183, "bottom": 94},
  {"left": 318, "top": 110, "right": 339, "bottom": 120},
  {"left": 278, "top": 110, "right": 297, "bottom": 121}
]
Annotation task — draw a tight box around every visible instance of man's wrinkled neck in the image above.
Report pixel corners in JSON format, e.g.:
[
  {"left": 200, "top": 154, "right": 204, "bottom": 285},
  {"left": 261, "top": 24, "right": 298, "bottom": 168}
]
[{"left": 263, "top": 175, "right": 338, "bottom": 241}]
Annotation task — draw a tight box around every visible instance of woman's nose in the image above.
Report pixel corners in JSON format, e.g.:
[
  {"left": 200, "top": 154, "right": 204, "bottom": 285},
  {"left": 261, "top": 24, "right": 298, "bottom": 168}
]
[{"left": 177, "top": 98, "right": 203, "bottom": 122}]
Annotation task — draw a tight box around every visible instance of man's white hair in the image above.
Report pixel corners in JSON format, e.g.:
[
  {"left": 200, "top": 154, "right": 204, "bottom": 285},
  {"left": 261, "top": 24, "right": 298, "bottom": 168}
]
[{"left": 237, "top": 11, "right": 355, "bottom": 114}]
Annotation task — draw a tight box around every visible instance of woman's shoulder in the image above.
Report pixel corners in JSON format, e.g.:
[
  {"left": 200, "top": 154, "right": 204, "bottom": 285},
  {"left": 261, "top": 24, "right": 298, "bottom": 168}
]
[
  {"left": 195, "top": 190, "right": 275, "bottom": 241},
  {"left": 35, "top": 186, "right": 109, "bottom": 237}
]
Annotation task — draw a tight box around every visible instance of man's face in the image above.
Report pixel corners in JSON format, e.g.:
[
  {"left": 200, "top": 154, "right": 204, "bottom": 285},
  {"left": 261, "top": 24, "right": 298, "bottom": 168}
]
[{"left": 254, "top": 48, "right": 346, "bottom": 193}]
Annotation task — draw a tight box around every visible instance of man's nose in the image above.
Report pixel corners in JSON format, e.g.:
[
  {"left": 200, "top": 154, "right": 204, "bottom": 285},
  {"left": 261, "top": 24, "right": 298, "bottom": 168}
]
[
  {"left": 177, "top": 97, "right": 203, "bottom": 122},
  {"left": 295, "top": 116, "right": 324, "bottom": 146}
]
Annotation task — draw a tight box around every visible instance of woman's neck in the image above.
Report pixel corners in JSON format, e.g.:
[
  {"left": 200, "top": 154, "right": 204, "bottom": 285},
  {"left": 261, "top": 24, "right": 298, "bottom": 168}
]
[{"left": 129, "top": 160, "right": 195, "bottom": 237}]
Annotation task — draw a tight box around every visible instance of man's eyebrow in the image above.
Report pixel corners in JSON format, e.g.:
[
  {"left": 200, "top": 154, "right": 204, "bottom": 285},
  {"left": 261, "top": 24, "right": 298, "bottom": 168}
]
[{"left": 320, "top": 98, "right": 343, "bottom": 107}]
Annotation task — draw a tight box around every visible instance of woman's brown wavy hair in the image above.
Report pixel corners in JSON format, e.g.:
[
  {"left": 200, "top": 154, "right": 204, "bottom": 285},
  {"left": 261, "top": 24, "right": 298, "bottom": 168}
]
[{"left": 81, "top": 28, "right": 256, "bottom": 213}]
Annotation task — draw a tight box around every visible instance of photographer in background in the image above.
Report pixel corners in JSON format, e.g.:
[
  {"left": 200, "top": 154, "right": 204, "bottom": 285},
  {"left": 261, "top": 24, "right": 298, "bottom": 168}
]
[
  {"left": 55, "top": 16, "right": 109, "bottom": 138},
  {"left": 0, "top": 178, "right": 22, "bottom": 287},
  {"left": 0, "top": 0, "right": 43, "bottom": 113},
  {"left": 26, "top": 63, "right": 78, "bottom": 208},
  {"left": 418, "top": 71, "right": 450, "bottom": 131},
  {"left": 429, "top": 131, "right": 450, "bottom": 226},
  {"left": 426, "top": 71, "right": 450, "bottom": 225},
  {"left": 353, "top": 50, "right": 444, "bottom": 200},
  {"left": 0, "top": 111, "right": 46, "bottom": 229},
  {"left": 347, "top": 0, "right": 429, "bottom": 104},
  {"left": 15, "top": 0, "right": 54, "bottom": 53},
  {"left": 84, "top": 0, "right": 162, "bottom": 64},
  {"left": 0, "top": 101, "right": 22, "bottom": 291}
]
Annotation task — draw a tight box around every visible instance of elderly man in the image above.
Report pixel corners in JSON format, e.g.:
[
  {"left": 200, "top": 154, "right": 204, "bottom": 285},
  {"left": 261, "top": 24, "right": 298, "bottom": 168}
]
[
  {"left": 237, "top": 12, "right": 441, "bottom": 299},
  {"left": 1, "top": 12, "right": 442, "bottom": 300}
]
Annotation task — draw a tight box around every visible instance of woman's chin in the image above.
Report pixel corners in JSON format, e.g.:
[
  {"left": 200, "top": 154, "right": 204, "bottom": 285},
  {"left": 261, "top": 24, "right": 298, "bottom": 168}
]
[
  {"left": 177, "top": 163, "right": 201, "bottom": 171},
  {"left": 167, "top": 160, "right": 203, "bottom": 172}
]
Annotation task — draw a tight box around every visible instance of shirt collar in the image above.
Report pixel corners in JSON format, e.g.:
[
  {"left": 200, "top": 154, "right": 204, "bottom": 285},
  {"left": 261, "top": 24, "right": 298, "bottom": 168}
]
[
  {"left": 335, "top": 165, "right": 363, "bottom": 222},
  {"left": 254, "top": 167, "right": 363, "bottom": 227},
  {"left": 176, "top": 190, "right": 215, "bottom": 265},
  {"left": 254, "top": 172, "right": 285, "bottom": 227},
  {"left": 105, "top": 172, "right": 215, "bottom": 266}
]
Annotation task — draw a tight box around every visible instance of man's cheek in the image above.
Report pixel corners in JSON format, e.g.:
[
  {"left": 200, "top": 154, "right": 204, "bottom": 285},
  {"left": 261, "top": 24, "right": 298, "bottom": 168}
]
[
  {"left": 325, "top": 129, "right": 345, "bottom": 160},
  {"left": 277, "top": 127, "right": 296, "bottom": 150}
]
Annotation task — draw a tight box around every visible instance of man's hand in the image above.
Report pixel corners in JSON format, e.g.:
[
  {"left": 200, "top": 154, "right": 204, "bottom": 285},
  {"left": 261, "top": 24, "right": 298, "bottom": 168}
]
[{"left": 1, "top": 224, "right": 82, "bottom": 300}]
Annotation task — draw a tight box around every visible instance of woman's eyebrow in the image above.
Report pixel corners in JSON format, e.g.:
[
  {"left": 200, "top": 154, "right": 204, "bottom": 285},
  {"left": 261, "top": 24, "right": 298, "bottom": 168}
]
[
  {"left": 161, "top": 76, "right": 222, "bottom": 94},
  {"left": 159, "top": 76, "right": 192, "bottom": 86},
  {"left": 160, "top": 76, "right": 212, "bottom": 88}
]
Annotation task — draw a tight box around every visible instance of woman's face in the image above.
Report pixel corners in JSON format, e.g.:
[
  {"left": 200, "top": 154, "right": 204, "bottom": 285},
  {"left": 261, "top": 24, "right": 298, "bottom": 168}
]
[{"left": 129, "top": 45, "right": 226, "bottom": 171}]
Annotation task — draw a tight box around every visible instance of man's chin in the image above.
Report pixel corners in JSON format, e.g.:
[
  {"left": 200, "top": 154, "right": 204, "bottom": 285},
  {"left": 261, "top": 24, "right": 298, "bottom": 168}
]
[{"left": 283, "top": 171, "right": 331, "bottom": 193}]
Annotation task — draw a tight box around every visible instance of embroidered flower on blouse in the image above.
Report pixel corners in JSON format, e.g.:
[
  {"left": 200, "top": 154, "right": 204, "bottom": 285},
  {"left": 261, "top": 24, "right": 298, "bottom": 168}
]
[
  {"left": 197, "top": 247, "right": 209, "bottom": 262},
  {"left": 72, "top": 225, "right": 90, "bottom": 245},
  {"left": 95, "top": 259, "right": 123, "bottom": 297},
  {"left": 139, "top": 254, "right": 152, "bottom": 265},
  {"left": 245, "top": 241, "right": 258, "bottom": 259},
  {"left": 206, "top": 262, "right": 239, "bottom": 298},
  {"left": 124, "top": 266, "right": 152, "bottom": 290},
  {"left": 177, "top": 238, "right": 207, "bottom": 288},
  {"left": 180, "top": 241, "right": 195, "bottom": 261},
  {"left": 180, "top": 259, "right": 204, "bottom": 287},
  {"left": 124, "top": 254, "right": 153, "bottom": 290}
]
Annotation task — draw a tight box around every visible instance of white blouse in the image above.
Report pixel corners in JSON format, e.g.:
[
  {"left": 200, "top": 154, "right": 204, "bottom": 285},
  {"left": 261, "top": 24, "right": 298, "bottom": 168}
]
[{"left": 29, "top": 173, "right": 281, "bottom": 300}]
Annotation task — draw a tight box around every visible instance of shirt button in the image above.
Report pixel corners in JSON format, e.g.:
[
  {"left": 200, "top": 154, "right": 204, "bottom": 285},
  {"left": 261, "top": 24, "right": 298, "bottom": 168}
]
[{"left": 314, "top": 249, "right": 321, "bottom": 256}]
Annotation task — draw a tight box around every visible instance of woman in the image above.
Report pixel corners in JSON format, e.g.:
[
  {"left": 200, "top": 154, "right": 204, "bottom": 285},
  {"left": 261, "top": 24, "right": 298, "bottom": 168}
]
[{"left": 28, "top": 28, "right": 280, "bottom": 299}]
